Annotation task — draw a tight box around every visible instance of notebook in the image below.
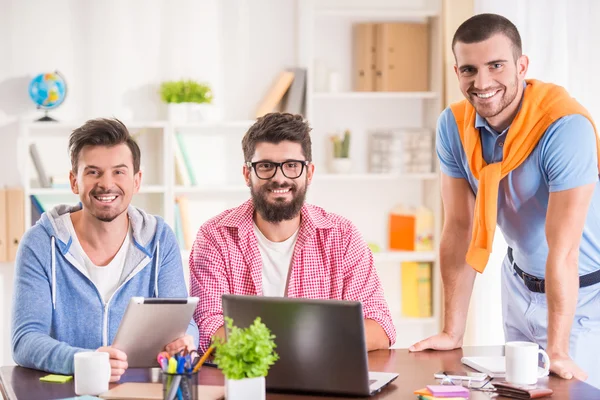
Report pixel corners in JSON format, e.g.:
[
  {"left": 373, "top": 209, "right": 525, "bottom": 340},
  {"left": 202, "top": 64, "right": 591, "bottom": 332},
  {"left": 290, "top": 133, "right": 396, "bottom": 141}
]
[
  {"left": 99, "top": 383, "right": 224, "bottom": 400},
  {"left": 461, "top": 356, "right": 506, "bottom": 378}
]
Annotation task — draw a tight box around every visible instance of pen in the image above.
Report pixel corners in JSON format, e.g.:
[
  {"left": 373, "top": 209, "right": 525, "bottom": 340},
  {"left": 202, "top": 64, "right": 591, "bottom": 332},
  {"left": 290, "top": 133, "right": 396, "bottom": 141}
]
[{"left": 192, "top": 346, "right": 215, "bottom": 374}]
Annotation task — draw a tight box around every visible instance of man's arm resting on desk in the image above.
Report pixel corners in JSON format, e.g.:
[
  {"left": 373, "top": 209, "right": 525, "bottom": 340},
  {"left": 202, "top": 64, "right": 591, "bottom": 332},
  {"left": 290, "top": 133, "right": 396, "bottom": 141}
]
[
  {"left": 364, "top": 319, "right": 389, "bottom": 351},
  {"left": 545, "top": 184, "right": 593, "bottom": 382},
  {"left": 410, "top": 175, "right": 476, "bottom": 352},
  {"left": 11, "top": 235, "right": 88, "bottom": 375}
]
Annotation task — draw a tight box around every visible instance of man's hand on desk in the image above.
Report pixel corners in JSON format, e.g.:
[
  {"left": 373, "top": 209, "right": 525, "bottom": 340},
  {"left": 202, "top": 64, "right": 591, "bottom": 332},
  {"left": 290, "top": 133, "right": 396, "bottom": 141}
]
[
  {"left": 96, "top": 346, "right": 128, "bottom": 382},
  {"left": 164, "top": 334, "right": 196, "bottom": 356},
  {"left": 549, "top": 352, "right": 588, "bottom": 382},
  {"left": 408, "top": 331, "right": 462, "bottom": 352}
]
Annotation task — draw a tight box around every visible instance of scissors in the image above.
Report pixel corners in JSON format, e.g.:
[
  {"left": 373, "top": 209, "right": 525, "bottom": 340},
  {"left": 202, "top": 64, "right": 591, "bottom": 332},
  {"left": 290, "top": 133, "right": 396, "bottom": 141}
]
[{"left": 185, "top": 350, "right": 201, "bottom": 372}]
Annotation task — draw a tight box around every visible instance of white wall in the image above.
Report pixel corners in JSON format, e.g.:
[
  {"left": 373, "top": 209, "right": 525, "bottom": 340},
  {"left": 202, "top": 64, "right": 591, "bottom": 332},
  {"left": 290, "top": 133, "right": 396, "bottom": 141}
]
[{"left": 0, "top": 0, "right": 296, "bottom": 367}]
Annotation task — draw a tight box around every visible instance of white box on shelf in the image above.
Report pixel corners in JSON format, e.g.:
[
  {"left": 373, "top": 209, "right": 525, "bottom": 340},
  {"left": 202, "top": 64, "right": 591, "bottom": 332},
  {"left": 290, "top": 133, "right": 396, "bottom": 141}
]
[{"left": 368, "top": 129, "right": 433, "bottom": 174}]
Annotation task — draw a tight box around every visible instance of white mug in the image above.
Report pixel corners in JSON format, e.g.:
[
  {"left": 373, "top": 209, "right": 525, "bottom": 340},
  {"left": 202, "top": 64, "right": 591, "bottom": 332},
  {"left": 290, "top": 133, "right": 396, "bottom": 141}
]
[
  {"left": 74, "top": 351, "right": 111, "bottom": 395},
  {"left": 505, "top": 341, "right": 550, "bottom": 385}
]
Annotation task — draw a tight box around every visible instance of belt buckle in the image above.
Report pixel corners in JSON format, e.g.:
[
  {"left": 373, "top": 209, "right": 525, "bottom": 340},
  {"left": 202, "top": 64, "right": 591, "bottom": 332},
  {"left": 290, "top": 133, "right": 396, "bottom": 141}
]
[{"left": 521, "top": 271, "right": 545, "bottom": 293}]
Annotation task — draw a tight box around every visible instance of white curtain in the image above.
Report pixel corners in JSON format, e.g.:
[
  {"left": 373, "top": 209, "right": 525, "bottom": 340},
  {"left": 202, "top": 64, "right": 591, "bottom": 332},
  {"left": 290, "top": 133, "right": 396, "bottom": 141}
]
[
  {"left": 475, "top": 0, "right": 600, "bottom": 121},
  {"left": 463, "top": 0, "right": 600, "bottom": 346}
]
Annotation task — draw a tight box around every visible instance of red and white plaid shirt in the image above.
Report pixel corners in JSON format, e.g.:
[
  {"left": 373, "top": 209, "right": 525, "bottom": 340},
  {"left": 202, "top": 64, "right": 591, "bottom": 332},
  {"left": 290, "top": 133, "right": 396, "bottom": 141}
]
[{"left": 189, "top": 199, "right": 396, "bottom": 352}]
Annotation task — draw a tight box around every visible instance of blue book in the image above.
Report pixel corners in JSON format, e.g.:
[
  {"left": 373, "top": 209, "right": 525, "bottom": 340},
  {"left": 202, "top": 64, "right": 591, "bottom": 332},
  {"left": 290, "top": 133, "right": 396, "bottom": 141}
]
[
  {"left": 174, "top": 203, "right": 185, "bottom": 249},
  {"left": 30, "top": 195, "right": 45, "bottom": 226}
]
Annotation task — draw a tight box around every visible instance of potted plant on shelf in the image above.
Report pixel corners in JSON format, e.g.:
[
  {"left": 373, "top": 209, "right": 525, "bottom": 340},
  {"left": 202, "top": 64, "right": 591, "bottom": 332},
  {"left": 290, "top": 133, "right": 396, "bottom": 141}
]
[
  {"left": 159, "top": 79, "right": 218, "bottom": 123},
  {"left": 212, "top": 317, "right": 278, "bottom": 400},
  {"left": 330, "top": 129, "right": 352, "bottom": 173}
]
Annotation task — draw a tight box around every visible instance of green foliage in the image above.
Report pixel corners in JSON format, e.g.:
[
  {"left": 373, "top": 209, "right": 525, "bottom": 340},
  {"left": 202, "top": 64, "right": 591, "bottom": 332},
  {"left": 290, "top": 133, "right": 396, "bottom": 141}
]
[
  {"left": 331, "top": 130, "right": 351, "bottom": 158},
  {"left": 159, "top": 80, "right": 214, "bottom": 104},
  {"left": 212, "top": 317, "right": 279, "bottom": 380}
]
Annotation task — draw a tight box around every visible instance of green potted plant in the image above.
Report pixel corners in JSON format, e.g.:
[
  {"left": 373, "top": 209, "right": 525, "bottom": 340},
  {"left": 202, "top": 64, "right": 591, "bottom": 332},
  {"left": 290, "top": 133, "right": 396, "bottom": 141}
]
[
  {"left": 159, "top": 79, "right": 219, "bottom": 123},
  {"left": 330, "top": 129, "right": 352, "bottom": 173},
  {"left": 212, "top": 317, "right": 279, "bottom": 400}
]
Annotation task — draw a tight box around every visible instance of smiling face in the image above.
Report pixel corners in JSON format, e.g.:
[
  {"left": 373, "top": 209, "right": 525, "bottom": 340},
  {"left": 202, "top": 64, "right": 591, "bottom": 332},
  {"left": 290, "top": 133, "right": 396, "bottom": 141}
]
[
  {"left": 454, "top": 33, "right": 528, "bottom": 129},
  {"left": 70, "top": 144, "right": 141, "bottom": 223},
  {"left": 243, "top": 140, "right": 314, "bottom": 223}
]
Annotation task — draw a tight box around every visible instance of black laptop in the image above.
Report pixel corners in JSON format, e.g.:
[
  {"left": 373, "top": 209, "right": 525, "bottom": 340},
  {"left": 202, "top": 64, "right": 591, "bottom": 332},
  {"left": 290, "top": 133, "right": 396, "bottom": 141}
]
[{"left": 222, "top": 295, "right": 398, "bottom": 397}]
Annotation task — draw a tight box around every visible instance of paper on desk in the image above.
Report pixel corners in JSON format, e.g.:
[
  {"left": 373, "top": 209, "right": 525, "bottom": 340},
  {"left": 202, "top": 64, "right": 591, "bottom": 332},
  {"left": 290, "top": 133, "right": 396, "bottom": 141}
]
[{"left": 99, "top": 382, "right": 224, "bottom": 400}]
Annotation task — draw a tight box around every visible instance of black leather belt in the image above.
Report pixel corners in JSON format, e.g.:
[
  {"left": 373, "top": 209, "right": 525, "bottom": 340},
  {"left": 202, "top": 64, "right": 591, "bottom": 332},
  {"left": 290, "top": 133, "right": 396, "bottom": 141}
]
[{"left": 508, "top": 247, "right": 600, "bottom": 293}]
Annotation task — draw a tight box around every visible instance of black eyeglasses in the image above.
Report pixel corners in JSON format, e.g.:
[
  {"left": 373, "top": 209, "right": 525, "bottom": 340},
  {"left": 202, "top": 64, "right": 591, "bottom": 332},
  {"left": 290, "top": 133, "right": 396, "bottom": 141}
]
[{"left": 246, "top": 160, "right": 310, "bottom": 180}]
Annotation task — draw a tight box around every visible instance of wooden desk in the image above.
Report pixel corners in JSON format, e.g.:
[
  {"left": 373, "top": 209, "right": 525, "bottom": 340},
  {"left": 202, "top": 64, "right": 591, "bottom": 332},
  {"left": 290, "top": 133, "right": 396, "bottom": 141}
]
[{"left": 1, "top": 346, "right": 598, "bottom": 399}]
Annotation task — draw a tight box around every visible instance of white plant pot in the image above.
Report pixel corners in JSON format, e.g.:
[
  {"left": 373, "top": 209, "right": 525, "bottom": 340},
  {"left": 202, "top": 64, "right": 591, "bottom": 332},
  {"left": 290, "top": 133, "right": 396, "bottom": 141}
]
[
  {"left": 168, "top": 103, "right": 221, "bottom": 123},
  {"left": 167, "top": 103, "right": 189, "bottom": 124},
  {"left": 330, "top": 158, "right": 352, "bottom": 174},
  {"left": 188, "top": 103, "right": 221, "bottom": 122},
  {"left": 225, "top": 376, "right": 265, "bottom": 400}
]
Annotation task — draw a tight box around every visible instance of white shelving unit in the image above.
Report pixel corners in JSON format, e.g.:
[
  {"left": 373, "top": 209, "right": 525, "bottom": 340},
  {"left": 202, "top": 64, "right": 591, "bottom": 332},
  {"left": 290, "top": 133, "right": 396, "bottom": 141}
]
[
  {"left": 18, "top": 0, "right": 443, "bottom": 350},
  {"left": 298, "top": 0, "right": 443, "bottom": 348}
]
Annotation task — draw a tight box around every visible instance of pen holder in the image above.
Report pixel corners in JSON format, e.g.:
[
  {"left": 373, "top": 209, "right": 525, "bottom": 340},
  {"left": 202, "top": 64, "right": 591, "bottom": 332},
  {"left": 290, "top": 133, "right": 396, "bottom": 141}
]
[{"left": 161, "top": 371, "right": 198, "bottom": 400}]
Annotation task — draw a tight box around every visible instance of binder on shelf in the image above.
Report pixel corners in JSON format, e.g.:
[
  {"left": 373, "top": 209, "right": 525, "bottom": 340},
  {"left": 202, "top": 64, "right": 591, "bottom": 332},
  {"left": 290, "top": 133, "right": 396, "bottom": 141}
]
[
  {"left": 29, "top": 143, "right": 51, "bottom": 188},
  {"left": 256, "top": 70, "right": 295, "bottom": 118},
  {"left": 374, "top": 22, "right": 429, "bottom": 92},
  {"left": 401, "top": 261, "right": 432, "bottom": 318},
  {"left": 282, "top": 68, "right": 307, "bottom": 115},
  {"left": 353, "top": 23, "right": 376, "bottom": 91},
  {"left": 0, "top": 189, "right": 7, "bottom": 262},
  {"left": 6, "top": 188, "right": 25, "bottom": 262}
]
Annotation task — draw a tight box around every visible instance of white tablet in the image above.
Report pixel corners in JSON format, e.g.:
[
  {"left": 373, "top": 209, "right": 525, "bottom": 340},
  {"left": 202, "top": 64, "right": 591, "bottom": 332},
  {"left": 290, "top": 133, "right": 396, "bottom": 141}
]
[{"left": 112, "top": 297, "right": 199, "bottom": 368}]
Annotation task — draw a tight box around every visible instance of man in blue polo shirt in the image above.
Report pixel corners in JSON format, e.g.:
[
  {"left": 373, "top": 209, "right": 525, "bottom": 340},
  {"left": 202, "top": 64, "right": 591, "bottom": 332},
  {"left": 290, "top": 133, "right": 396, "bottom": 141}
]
[{"left": 409, "top": 13, "right": 600, "bottom": 388}]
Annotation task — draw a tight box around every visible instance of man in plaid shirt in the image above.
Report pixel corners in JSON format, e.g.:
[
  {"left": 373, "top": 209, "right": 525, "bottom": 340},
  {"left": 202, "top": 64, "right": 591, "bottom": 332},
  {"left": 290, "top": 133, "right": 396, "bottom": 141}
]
[{"left": 190, "top": 112, "right": 396, "bottom": 353}]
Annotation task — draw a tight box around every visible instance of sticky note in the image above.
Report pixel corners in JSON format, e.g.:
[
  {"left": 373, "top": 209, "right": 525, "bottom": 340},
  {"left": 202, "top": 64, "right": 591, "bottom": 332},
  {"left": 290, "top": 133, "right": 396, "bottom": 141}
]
[
  {"left": 426, "top": 384, "right": 470, "bottom": 397},
  {"left": 39, "top": 374, "right": 73, "bottom": 383},
  {"left": 414, "top": 387, "right": 432, "bottom": 396}
]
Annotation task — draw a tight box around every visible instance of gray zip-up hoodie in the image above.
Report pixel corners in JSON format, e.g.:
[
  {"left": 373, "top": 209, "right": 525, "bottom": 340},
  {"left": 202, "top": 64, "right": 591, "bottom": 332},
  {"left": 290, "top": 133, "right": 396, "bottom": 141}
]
[{"left": 11, "top": 204, "right": 199, "bottom": 374}]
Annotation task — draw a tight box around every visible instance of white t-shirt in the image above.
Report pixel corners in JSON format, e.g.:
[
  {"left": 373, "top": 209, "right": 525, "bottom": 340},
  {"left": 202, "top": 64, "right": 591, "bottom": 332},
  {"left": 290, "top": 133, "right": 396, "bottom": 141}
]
[
  {"left": 62, "top": 214, "right": 130, "bottom": 302},
  {"left": 253, "top": 223, "right": 299, "bottom": 297}
]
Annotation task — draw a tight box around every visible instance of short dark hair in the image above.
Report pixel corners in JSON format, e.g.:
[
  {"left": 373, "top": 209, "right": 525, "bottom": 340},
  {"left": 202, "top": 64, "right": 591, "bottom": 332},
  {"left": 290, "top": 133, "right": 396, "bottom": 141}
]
[
  {"left": 452, "top": 13, "right": 522, "bottom": 61},
  {"left": 69, "top": 118, "right": 141, "bottom": 173},
  {"left": 242, "top": 113, "right": 312, "bottom": 162}
]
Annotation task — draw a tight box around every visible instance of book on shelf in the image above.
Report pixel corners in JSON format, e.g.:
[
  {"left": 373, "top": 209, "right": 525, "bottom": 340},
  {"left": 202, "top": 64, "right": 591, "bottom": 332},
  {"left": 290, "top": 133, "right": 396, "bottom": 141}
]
[
  {"left": 173, "top": 202, "right": 185, "bottom": 249},
  {"left": 256, "top": 70, "right": 295, "bottom": 117},
  {"left": 175, "top": 196, "right": 193, "bottom": 250},
  {"left": 282, "top": 68, "right": 307, "bottom": 115},
  {"left": 29, "top": 143, "right": 50, "bottom": 188},
  {"left": 174, "top": 133, "right": 195, "bottom": 186},
  {"left": 401, "top": 261, "right": 432, "bottom": 318},
  {"left": 30, "top": 195, "right": 45, "bottom": 226},
  {"left": 49, "top": 175, "right": 70, "bottom": 189}
]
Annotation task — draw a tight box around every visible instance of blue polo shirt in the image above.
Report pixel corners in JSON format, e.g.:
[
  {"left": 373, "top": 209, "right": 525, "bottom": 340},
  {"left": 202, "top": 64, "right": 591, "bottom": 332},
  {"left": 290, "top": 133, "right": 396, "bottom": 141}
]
[{"left": 437, "top": 96, "right": 600, "bottom": 277}]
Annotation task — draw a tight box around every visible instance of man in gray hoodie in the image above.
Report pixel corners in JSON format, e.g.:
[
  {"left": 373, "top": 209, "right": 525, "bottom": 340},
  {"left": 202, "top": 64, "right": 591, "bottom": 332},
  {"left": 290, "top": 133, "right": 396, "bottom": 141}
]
[{"left": 11, "top": 118, "right": 198, "bottom": 381}]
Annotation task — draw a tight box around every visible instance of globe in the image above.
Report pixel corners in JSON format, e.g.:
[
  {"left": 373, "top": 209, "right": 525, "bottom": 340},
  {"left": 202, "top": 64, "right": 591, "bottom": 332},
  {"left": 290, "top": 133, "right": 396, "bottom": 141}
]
[{"left": 28, "top": 71, "right": 67, "bottom": 121}]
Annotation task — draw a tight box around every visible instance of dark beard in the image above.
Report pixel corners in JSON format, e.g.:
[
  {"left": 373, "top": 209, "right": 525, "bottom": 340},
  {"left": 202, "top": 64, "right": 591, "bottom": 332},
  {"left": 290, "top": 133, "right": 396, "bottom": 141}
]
[{"left": 251, "top": 181, "right": 307, "bottom": 223}]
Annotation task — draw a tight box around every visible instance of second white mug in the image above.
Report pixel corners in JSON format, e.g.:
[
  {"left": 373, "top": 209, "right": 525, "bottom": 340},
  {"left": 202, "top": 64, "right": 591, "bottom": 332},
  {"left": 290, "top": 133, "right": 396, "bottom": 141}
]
[
  {"left": 505, "top": 341, "right": 550, "bottom": 385},
  {"left": 74, "top": 351, "right": 111, "bottom": 395}
]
